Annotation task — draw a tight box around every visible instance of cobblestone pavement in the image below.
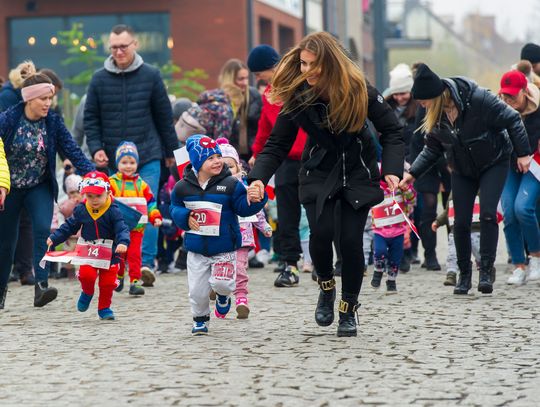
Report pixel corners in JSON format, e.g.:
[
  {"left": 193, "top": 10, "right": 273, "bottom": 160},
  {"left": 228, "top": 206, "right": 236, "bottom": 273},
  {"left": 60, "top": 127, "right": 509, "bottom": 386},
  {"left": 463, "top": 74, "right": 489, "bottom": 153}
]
[{"left": 1, "top": 240, "right": 540, "bottom": 406}]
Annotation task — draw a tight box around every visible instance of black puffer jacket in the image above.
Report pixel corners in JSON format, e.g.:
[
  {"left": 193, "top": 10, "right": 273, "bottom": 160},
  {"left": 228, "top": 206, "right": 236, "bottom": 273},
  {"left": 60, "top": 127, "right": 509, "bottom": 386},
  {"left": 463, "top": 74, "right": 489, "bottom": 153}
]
[
  {"left": 249, "top": 83, "right": 404, "bottom": 218},
  {"left": 517, "top": 102, "right": 540, "bottom": 171},
  {"left": 84, "top": 54, "right": 178, "bottom": 168},
  {"left": 410, "top": 77, "right": 531, "bottom": 179}
]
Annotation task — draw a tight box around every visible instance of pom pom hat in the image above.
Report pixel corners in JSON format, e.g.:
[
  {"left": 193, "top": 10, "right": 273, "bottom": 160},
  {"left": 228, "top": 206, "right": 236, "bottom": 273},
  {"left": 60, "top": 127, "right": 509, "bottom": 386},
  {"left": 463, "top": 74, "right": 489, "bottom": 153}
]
[{"left": 115, "top": 141, "right": 139, "bottom": 166}]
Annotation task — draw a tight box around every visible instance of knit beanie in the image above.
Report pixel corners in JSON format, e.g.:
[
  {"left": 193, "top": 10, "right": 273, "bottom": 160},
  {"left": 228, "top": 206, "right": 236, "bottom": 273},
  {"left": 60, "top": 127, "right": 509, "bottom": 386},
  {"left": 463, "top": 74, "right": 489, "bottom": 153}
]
[
  {"left": 186, "top": 135, "right": 222, "bottom": 172},
  {"left": 383, "top": 63, "right": 414, "bottom": 97},
  {"left": 521, "top": 43, "right": 540, "bottom": 64},
  {"left": 216, "top": 137, "right": 239, "bottom": 164},
  {"left": 411, "top": 63, "right": 445, "bottom": 100},
  {"left": 247, "top": 45, "right": 280, "bottom": 73},
  {"left": 115, "top": 141, "right": 139, "bottom": 166},
  {"left": 65, "top": 174, "right": 83, "bottom": 194}
]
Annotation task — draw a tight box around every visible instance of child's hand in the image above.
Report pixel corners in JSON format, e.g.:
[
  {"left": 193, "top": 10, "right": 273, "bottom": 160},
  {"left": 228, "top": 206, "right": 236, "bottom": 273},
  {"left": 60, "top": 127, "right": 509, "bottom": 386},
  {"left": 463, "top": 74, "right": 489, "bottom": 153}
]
[
  {"left": 431, "top": 221, "right": 438, "bottom": 232},
  {"left": 247, "top": 181, "right": 264, "bottom": 203},
  {"left": 116, "top": 244, "right": 128, "bottom": 254},
  {"left": 46, "top": 237, "right": 53, "bottom": 249},
  {"left": 154, "top": 218, "right": 163, "bottom": 227},
  {"left": 188, "top": 212, "right": 200, "bottom": 231},
  {"left": 263, "top": 229, "right": 272, "bottom": 238}
]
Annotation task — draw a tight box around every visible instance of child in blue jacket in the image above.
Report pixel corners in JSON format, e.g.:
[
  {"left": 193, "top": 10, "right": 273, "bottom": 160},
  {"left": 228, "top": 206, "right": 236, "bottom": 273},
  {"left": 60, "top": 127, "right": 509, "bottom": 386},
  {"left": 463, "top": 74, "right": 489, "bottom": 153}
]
[
  {"left": 170, "top": 135, "right": 267, "bottom": 335},
  {"left": 48, "top": 171, "right": 130, "bottom": 321}
]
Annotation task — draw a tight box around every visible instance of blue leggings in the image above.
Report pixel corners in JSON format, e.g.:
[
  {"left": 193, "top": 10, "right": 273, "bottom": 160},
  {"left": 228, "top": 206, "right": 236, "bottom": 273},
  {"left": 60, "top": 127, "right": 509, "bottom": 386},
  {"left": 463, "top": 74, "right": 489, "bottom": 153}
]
[
  {"left": 373, "top": 233, "right": 404, "bottom": 281},
  {"left": 0, "top": 182, "right": 54, "bottom": 289}
]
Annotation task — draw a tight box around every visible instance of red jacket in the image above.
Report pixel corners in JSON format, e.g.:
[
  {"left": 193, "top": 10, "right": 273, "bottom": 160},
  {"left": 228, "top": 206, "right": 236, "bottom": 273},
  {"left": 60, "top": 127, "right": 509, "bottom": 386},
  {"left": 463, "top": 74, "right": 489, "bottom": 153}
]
[{"left": 251, "top": 86, "right": 307, "bottom": 161}]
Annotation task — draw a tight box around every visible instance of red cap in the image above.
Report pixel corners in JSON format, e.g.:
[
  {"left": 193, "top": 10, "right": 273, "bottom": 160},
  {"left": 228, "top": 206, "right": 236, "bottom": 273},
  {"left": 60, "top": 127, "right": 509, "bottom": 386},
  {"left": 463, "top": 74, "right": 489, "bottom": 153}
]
[
  {"left": 80, "top": 171, "right": 110, "bottom": 195},
  {"left": 499, "top": 70, "right": 527, "bottom": 96}
]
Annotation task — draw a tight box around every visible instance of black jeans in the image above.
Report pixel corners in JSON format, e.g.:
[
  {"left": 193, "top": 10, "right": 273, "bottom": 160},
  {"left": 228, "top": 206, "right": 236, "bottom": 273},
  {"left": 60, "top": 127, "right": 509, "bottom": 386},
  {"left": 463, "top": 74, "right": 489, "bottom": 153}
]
[
  {"left": 419, "top": 191, "right": 438, "bottom": 258},
  {"left": 452, "top": 161, "right": 508, "bottom": 270},
  {"left": 305, "top": 197, "right": 370, "bottom": 296},
  {"left": 274, "top": 159, "right": 302, "bottom": 265},
  {"left": 13, "top": 208, "right": 33, "bottom": 276}
]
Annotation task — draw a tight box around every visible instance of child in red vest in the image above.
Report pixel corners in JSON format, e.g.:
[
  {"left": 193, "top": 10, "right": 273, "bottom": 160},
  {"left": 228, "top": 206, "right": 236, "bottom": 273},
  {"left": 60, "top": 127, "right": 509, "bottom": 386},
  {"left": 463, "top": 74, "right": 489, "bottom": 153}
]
[{"left": 109, "top": 142, "right": 162, "bottom": 295}]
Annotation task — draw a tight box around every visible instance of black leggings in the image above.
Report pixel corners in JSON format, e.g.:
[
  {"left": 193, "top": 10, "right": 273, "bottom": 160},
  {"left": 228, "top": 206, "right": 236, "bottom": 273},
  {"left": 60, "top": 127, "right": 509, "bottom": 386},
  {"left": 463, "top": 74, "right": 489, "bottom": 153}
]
[
  {"left": 452, "top": 161, "right": 508, "bottom": 269},
  {"left": 304, "top": 198, "right": 369, "bottom": 296}
]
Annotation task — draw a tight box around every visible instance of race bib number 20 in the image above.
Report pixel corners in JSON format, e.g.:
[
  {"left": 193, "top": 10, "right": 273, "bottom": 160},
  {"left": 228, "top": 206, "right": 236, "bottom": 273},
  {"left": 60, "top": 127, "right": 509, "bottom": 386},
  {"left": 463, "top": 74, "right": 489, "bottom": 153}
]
[{"left": 184, "top": 201, "right": 223, "bottom": 236}]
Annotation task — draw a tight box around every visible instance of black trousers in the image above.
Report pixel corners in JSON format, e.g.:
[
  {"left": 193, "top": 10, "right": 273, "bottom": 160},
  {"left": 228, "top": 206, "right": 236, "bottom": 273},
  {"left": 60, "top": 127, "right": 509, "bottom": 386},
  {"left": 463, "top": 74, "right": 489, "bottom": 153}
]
[
  {"left": 305, "top": 197, "right": 369, "bottom": 296},
  {"left": 452, "top": 161, "right": 508, "bottom": 270},
  {"left": 274, "top": 159, "right": 302, "bottom": 265}
]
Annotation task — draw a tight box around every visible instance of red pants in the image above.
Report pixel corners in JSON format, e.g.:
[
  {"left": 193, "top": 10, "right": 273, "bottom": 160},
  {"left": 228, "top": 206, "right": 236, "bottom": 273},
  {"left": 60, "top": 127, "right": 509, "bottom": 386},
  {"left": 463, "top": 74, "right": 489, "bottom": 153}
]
[
  {"left": 118, "top": 230, "right": 144, "bottom": 282},
  {"left": 79, "top": 263, "right": 119, "bottom": 310}
]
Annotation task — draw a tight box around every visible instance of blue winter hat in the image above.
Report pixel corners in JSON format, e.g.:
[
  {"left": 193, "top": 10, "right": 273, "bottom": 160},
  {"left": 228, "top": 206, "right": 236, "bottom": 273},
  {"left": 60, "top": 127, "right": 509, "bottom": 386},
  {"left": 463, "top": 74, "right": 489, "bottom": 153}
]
[
  {"left": 247, "top": 45, "right": 280, "bottom": 73},
  {"left": 186, "top": 135, "right": 222, "bottom": 172},
  {"left": 115, "top": 141, "right": 139, "bottom": 166}
]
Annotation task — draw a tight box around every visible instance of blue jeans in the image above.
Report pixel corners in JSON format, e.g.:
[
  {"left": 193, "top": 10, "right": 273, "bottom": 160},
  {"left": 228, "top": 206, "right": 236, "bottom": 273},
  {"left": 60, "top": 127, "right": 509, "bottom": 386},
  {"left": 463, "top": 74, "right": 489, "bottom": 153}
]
[
  {"left": 138, "top": 160, "right": 161, "bottom": 268},
  {"left": 501, "top": 169, "right": 540, "bottom": 265},
  {"left": 0, "top": 182, "right": 54, "bottom": 289},
  {"left": 373, "top": 233, "right": 404, "bottom": 281}
]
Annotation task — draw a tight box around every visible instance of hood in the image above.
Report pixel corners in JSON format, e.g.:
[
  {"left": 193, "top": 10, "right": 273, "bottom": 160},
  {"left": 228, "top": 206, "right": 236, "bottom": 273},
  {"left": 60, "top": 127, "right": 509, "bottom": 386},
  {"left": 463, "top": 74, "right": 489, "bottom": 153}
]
[
  {"left": 522, "top": 82, "right": 540, "bottom": 117},
  {"left": 442, "top": 77, "right": 478, "bottom": 112},
  {"left": 183, "top": 163, "right": 232, "bottom": 188},
  {"left": 197, "top": 88, "right": 230, "bottom": 106},
  {"left": 104, "top": 53, "right": 144, "bottom": 74}
]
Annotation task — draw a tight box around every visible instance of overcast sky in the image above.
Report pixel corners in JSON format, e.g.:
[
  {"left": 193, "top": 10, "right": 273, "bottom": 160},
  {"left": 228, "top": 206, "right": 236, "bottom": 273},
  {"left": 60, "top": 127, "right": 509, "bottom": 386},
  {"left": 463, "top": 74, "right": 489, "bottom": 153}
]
[{"left": 430, "top": 0, "right": 537, "bottom": 41}]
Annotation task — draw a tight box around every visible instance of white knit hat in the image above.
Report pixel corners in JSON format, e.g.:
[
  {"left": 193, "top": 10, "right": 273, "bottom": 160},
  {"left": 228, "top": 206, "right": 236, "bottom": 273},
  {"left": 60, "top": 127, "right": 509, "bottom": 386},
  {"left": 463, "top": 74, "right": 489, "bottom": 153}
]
[{"left": 383, "top": 64, "right": 414, "bottom": 97}]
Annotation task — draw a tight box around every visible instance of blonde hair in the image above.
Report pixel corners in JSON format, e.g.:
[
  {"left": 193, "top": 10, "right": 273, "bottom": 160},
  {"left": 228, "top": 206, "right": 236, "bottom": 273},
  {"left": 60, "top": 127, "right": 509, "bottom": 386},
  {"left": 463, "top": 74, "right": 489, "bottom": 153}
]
[
  {"left": 221, "top": 83, "right": 244, "bottom": 117},
  {"left": 219, "top": 59, "right": 250, "bottom": 125},
  {"left": 269, "top": 31, "right": 368, "bottom": 133},
  {"left": 8, "top": 60, "right": 36, "bottom": 89},
  {"left": 418, "top": 88, "right": 452, "bottom": 134}
]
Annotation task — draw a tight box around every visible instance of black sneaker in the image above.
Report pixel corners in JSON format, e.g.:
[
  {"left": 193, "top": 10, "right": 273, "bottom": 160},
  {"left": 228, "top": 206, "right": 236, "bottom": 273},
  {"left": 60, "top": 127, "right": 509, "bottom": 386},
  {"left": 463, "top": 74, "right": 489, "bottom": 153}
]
[
  {"left": 386, "top": 280, "right": 397, "bottom": 294},
  {"left": 371, "top": 271, "right": 383, "bottom": 288},
  {"left": 248, "top": 257, "right": 265, "bottom": 268},
  {"left": 129, "top": 280, "right": 145, "bottom": 296},
  {"left": 273, "top": 261, "right": 286, "bottom": 273},
  {"left": 34, "top": 282, "right": 58, "bottom": 307},
  {"left": 274, "top": 266, "right": 299, "bottom": 287},
  {"left": 399, "top": 254, "right": 411, "bottom": 273}
]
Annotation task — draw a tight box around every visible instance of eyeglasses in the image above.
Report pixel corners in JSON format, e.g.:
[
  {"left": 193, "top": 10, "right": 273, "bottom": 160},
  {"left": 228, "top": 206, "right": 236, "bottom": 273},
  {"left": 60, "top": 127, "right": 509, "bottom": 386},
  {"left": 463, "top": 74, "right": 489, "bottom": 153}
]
[{"left": 109, "top": 41, "right": 134, "bottom": 53}]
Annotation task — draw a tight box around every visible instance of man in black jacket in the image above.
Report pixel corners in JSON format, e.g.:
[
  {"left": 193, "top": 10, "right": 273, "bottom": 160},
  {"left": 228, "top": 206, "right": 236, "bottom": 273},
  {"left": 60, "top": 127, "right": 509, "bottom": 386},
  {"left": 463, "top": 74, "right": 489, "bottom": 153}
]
[{"left": 85, "top": 24, "right": 178, "bottom": 285}]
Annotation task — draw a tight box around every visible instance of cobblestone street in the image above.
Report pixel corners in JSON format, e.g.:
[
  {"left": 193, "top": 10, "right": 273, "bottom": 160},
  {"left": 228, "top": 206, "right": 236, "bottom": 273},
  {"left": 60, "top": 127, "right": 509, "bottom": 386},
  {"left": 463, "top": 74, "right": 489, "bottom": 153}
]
[{"left": 1, "top": 243, "right": 540, "bottom": 406}]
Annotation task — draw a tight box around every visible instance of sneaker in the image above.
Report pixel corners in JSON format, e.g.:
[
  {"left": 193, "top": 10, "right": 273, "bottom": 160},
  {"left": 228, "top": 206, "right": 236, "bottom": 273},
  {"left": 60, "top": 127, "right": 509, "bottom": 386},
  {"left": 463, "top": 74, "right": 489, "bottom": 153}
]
[
  {"left": 256, "top": 249, "right": 271, "bottom": 265},
  {"left": 386, "top": 280, "right": 397, "bottom": 294},
  {"left": 157, "top": 260, "right": 169, "bottom": 275},
  {"left": 248, "top": 257, "right": 265, "bottom": 268},
  {"left": 77, "top": 292, "right": 93, "bottom": 312},
  {"left": 98, "top": 308, "right": 115, "bottom": 320},
  {"left": 141, "top": 266, "right": 156, "bottom": 287},
  {"left": 443, "top": 272, "right": 457, "bottom": 286},
  {"left": 274, "top": 266, "right": 300, "bottom": 287},
  {"left": 33, "top": 282, "right": 58, "bottom": 307},
  {"left": 507, "top": 267, "right": 527, "bottom": 285},
  {"left": 273, "top": 261, "right": 286, "bottom": 273},
  {"left": 129, "top": 280, "right": 145, "bottom": 296},
  {"left": 236, "top": 297, "right": 250, "bottom": 319},
  {"left": 192, "top": 320, "right": 209, "bottom": 335},
  {"left": 167, "top": 262, "right": 182, "bottom": 274},
  {"left": 115, "top": 275, "right": 125, "bottom": 292},
  {"left": 371, "top": 271, "right": 383, "bottom": 288},
  {"left": 528, "top": 257, "right": 540, "bottom": 281},
  {"left": 215, "top": 294, "right": 231, "bottom": 318},
  {"left": 399, "top": 254, "right": 411, "bottom": 273}
]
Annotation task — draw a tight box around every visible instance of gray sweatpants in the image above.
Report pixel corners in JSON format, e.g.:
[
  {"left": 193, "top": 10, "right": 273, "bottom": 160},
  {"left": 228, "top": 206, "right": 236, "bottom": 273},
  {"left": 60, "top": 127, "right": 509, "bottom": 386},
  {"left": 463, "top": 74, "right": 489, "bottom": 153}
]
[
  {"left": 187, "top": 251, "right": 237, "bottom": 318},
  {"left": 446, "top": 232, "right": 481, "bottom": 273}
]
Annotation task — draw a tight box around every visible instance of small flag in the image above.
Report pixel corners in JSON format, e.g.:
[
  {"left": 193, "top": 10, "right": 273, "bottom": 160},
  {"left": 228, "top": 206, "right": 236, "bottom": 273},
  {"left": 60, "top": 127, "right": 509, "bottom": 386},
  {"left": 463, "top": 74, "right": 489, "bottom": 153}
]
[
  {"left": 529, "top": 152, "right": 540, "bottom": 182},
  {"left": 392, "top": 190, "right": 419, "bottom": 240},
  {"left": 174, "top": 147, "right": 190, "bottom": 179},
  {"left": 265, "top": 175, "right": 276, "bottom": 200}
]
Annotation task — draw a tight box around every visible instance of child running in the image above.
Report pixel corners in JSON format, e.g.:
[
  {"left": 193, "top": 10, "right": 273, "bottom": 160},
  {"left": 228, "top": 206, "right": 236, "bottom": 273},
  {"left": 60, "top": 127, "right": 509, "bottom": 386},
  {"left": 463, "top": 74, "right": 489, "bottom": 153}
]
[
  {"left": 109, "top": 142, "right": 163, "bottom": 295},
  {"left": 371, "top": 178, "right": 416, "bottom": 293},
  {"left": 216, "top": 138, "right": 272, "bottom": 319},
  {"left": 47, "top": 171, "right": 130, "bottom": 320},
  {"left": 170, "top": 135, "right": 267, "bottom": 335}
]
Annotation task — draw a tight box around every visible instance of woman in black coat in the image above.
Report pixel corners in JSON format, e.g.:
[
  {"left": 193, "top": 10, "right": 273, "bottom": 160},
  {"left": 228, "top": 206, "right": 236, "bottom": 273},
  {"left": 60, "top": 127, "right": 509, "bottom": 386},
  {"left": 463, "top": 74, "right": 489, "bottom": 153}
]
[
  {"left": 247, "top": 32, "right": 404, "bottom": 337},
  {"left": 400, "top": 64, "right": 531, "bottom": 295}
]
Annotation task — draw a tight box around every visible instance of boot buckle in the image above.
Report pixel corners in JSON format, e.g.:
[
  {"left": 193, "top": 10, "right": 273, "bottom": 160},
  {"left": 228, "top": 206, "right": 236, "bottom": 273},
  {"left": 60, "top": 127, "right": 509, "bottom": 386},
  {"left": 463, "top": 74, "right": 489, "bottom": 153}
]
[
  {"left": 338, "top": 299, "right": 349, "bottom": 313},
  {"left": 318, "top": 278, "right": 336, "bottom": 291}
]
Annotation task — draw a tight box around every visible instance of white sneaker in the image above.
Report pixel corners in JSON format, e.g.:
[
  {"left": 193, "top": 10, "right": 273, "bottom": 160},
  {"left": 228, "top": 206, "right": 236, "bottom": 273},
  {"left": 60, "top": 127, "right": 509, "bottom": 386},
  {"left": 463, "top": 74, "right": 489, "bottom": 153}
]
[
  {"left": 256, "top": 249, "right": 271, "bottom": 265},
  {"left": 528, "top": 257, "right": 540, "bottom": 281},
  {"left": 507, "top": 268, "right": 527, "bottom": 285}
]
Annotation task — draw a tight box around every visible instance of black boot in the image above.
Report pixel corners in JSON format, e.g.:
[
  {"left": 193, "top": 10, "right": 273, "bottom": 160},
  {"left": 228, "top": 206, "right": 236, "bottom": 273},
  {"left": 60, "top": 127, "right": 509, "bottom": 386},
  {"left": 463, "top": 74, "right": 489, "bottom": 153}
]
[
  {"left": 478, "top": 259, "right": 494, "bottom": 294},
  {"left": 34, "top": 281, "right": 58, "bottom": 307},
  {"left": 399, "top": 250, "right": 411, "bottom": 273},
  {"left": 0, "top": 286, "right": 7, "bottom": 309},
  {"left": 337, "top": 293, "right": 360, "bottom": 337},
  {"left": 454, "top": 261, "right": 472, "bottom": 295},
  {"left": 421, "top": 250, "right": 441, "bottom": 271},
  {"left": 315, "top": 278, "right": 336, "bottom": 326}
]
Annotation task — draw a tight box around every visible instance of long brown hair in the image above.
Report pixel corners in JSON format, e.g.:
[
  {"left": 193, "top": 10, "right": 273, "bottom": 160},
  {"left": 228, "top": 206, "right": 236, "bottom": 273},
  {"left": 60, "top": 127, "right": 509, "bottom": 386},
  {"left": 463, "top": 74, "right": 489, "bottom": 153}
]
[
  {"left": 269, "top": 31, "right": 368, "bottom": 133},
  {"left": 219, "top": 59, "right": 250, "bottom": 124}
]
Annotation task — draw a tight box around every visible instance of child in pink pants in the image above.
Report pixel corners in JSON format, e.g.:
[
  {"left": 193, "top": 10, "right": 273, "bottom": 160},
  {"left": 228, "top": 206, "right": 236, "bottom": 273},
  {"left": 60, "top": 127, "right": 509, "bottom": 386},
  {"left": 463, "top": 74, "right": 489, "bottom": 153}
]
[{"left": 217, "top": 139, "right": 272, "bottom": 318}]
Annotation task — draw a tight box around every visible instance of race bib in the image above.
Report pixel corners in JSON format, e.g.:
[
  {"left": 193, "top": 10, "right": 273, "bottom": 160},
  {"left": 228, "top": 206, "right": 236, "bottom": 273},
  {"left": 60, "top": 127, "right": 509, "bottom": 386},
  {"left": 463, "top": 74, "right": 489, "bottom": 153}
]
[
  {"left": 72, "top": 238, "right": 114, "bottom": 269},
  {"left": 238, "top": 214, "right": 258, "bottom": 224},
  {"left": 372, "top": 195, "right": 406, "bottom": 228},
  {"left": 115, "top": 197, "right": 148, "bottom": 223},
  {"left": 185, "top": 201, "right": 222, "bottom": 236}
]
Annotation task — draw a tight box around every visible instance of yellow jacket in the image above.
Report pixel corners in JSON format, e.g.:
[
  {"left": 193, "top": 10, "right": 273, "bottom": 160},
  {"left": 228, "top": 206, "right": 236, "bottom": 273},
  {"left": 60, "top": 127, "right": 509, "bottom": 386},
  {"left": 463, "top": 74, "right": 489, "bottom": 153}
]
[{"left": 0, "top": 138, "right": 10, "bottom": 192}]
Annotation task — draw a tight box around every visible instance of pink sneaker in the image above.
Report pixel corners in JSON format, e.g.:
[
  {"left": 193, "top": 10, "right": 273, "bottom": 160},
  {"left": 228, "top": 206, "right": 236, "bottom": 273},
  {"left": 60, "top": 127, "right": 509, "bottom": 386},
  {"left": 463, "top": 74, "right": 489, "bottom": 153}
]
[{"left": 235, "top": 297, "right": 250, "bottom": 319}]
